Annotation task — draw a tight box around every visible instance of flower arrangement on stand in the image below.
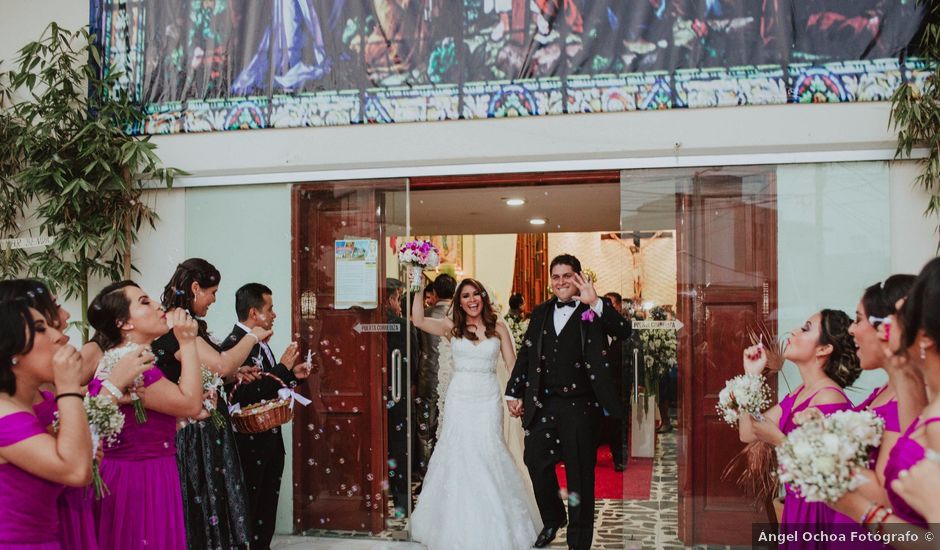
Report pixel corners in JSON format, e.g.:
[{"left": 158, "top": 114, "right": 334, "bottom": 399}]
[
  {"left": 505, "top": 315, "right": 529, "bottom": 352},
  {"left": 637, "top": 306, "right": 677, "bottom": 405}
]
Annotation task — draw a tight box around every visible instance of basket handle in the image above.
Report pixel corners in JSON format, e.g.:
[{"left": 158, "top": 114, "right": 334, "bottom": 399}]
[{"left": 231, "top": 370, "right": 287, "bottom": 395}]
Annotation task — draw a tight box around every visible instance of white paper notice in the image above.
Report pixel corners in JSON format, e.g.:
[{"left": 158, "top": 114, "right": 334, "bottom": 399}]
[{"left": 334, "top": 239, "right": 378, "bottom": 309}]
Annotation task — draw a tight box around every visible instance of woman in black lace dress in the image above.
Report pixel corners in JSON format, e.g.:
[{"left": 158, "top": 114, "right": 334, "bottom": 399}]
[{"left": 152, "top": 258, "right": 269, "bottom": 549}]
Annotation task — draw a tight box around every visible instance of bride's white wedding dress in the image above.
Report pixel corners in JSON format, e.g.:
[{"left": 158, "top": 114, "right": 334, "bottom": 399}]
[{"left": 411, "top": 336, "right": 542, "bottom": 550}]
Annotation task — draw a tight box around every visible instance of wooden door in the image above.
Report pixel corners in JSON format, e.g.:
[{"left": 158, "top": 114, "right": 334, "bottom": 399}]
[
  {"left": 292, "top": 180, "right": 407, "bottom": 533},
  {"left": 677, "top": 173, "right": 778, "bottom": 545}
]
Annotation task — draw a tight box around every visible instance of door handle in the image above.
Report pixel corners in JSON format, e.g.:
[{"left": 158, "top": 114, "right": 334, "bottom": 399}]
[
  {"left": 762, "top": 282, "right": 770, "bottom": 316},
  {"left": 391, "top": 349, "right": 402, "bottom": 403},
  {"left": 633, "top": 348, "right": 640, "bottom": 404}
]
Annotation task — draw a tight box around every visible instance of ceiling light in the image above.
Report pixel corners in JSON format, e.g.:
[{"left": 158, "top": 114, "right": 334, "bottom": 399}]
[
  {"left": 505, "top": 198, "right": 526, "bottom": 206},
  {"left": 529, "top": 218, "right": 547, "bottom": 225}
]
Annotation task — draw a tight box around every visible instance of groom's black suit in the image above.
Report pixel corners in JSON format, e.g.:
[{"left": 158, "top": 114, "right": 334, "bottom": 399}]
[{"left": 506, "top": 297, "right": 631, "bottom": 550}]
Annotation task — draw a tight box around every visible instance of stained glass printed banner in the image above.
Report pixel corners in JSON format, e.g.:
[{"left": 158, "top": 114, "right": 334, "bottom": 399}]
[{"left": 92, "top": 0, "right": 927, "bottom": 135}]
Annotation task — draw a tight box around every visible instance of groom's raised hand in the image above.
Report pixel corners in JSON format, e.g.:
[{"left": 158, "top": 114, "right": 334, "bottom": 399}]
[
  {"left": 507, "top": 399, "right": 524, "bottom": 418},
  {"left": 572, "top": 272, "right": 599, "bottom": 306}
]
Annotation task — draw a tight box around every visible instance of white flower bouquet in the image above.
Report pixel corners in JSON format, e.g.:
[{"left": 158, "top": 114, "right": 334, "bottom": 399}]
[
  {"left": 84, "top": 394, "right": 125, "bottom": 498},
  {"left": 398, "top": 240, "right": 441, "bottom": 291},
  {"left": 777, "top": 409, "right": 884, "bottom": 502},
  {"left": 716, "top": 374, "right": 772, "bottom": 426},
  {"left": 506, "top": 316, "right": 529, "bottom": 352},
  {"left": 95, "top": 344, "right": 148, "bottom": 423},
  {"left": 201, "top": 368, "right": 225, "bottom": 430}
]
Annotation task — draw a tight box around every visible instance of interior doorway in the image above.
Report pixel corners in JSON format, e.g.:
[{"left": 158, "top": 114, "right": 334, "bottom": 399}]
[{"left": 290, "top": 167, "right": 777, "bottom": 547}]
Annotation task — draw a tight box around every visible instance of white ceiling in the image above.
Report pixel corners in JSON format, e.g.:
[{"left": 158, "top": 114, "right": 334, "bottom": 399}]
[{"left": 410, "top": 182, "right": 676, "bottom": 235}]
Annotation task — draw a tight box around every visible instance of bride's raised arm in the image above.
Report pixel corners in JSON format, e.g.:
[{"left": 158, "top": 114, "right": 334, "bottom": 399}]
[
  {"left": 494, "top": 322, "right": 517, "bottom": 371},
  {"left": 411, "top": 286, "right": 453, "bottom": 337}
]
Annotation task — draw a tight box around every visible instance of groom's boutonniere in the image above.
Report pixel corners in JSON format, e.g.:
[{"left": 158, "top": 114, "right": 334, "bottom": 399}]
[{"left": 581, "top": 309, "right": 596, "bottom": 323}]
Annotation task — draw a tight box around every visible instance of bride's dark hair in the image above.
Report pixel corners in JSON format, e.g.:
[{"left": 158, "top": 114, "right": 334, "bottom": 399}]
[{"left": 451, "top": 278, "right": 497, "bottom": 341}]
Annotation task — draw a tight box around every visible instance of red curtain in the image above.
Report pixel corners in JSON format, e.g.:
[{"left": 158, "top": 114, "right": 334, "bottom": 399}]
[{"left": 512, "top": 233, "right": 551, "bottom": 315}]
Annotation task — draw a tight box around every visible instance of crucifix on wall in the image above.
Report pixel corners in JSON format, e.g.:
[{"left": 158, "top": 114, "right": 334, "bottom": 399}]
[{"left": 602, "top": 231, "right": 669, "bottom": 304}]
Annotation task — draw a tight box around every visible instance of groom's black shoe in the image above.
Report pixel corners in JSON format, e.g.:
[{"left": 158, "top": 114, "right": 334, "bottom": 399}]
[{"left": 534, "top": 520, "right": 566, "bottom": 548}]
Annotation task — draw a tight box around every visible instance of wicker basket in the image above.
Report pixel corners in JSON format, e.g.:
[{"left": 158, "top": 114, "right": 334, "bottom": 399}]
[{"left": 230, "top": 372, "right": 294, "bottom": 434}]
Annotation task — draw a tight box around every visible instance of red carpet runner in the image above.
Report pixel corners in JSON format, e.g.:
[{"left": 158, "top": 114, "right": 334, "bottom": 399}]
[{"left": 555, "top": 444, "right": 653, "bottom": 500}]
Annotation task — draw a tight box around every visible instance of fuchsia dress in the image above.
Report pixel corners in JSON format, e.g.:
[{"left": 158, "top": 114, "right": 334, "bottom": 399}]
[
  {"left": 32, "top": 391, "right": 99, "bottom": 550},
  {"left": 854, "top": 385, "right": 900, "bottom": 470},
  {"left": 0, "top": 410, "right": 64, "bottom": 549},
  {"left": 855, "top": 385, "right": 901, "bottom": 434},
  {"left": 89, "top": 366, "right": 186, "bottom": 550},
  {"left": 778, "top": 386, "right": 861, "bottom": 549},
  {"left": 884, "top": 416, "right": 940, "bottom": 528}
]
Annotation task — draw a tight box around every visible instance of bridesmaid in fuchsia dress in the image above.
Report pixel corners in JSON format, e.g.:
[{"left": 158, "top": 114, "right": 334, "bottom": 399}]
[
  {"left": 0, "top": 299, "right": 94, "bottom": 549},
  {"left": 737, "top": 309, "right": 863, "bottom": 549},
  {"left": 85, "top": 281, "right": 204, "bottom": 550}
]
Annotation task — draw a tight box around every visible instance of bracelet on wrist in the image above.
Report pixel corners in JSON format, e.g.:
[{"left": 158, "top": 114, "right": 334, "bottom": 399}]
[
  {"left": 926, "top": 448, "right": 940, "bottom": 464},
  {"left": 55, "top": 392, "right": 84, "bottom": 403},
  {"left": 101, "top": 380, "right": 125, "bottom": 400},
  {"left": 862, "top": 504, "right": 884, "bottom": 525},
  {"left": 859, "top": 502, "right": 877, "bottom": 524}
]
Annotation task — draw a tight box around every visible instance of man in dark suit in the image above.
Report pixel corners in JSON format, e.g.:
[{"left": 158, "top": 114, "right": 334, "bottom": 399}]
[
  {"left": 505, "top": 254, "right": 631, "bottom": 550},
  {"left": 415, "top": 273, "right": 456, "bottom": 478},
  {"left": 222, "top": 283, "right": 310, "bottom": 550},
  {"left": 384, "top": 277, "right": 410, "bottom": 516},
  {"left": 601, "top": 291, "right": 628, "bottom": 471}
]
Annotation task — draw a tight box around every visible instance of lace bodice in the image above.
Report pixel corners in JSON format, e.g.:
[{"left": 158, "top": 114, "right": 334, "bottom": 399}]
[{"left": 451, "top": 337, "right": 500, "bottom": 374}]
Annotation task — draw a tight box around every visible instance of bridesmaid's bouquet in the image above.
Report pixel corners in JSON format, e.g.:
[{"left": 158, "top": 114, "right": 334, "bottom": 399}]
[
  {"left": 84, "top": 395, "right": 125, "bottom": 499},
  {"left": 716, "top": 373, "right": 772, "bottom": 426},
  {"left": 95, "top": 344, "right": 148, "bottom": 423},
  {"left": 201, "top": 368, "right": 226, "bottom": 430},
  {"left": 777, "top": 409, "right": 884, "bottom": 502},
  {"left": 398, "top": 239, "right": 440, "bottom": 291}
]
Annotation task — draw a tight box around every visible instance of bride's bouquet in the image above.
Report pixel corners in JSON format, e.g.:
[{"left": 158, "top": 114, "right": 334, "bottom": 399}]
[
  {"left": 95, "top": 344, "right": 147, "bottom": 423},
  {"left": 716, "top": 373, "right": 772, "bottom": 426},
  {"left": 55, "top": 394, "right": 125, "bottom": 499},
  {"left": 398, "top": 239, "right": 441, "bottom": 291},
  {"left": 777, "top": 409, "right": 884, "bottom": 502},
  {"left": 200, "top": 368, "right": 226, "bottom": 430}
]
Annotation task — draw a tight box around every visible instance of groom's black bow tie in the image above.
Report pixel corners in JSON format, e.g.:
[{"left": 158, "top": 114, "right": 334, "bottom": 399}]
[{"left": 556, "top": 301, "right": 577, "bottom": 308}]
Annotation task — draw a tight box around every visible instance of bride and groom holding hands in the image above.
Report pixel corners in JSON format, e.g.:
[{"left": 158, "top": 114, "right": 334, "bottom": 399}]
[{"left": 409, "top": 254, "right": 632, "bottom": 550}]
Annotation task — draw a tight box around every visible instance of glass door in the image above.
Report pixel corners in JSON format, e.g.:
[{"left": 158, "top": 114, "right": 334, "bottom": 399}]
[{"left": 291, "top": 179, "right": 415, "bottom": 540}]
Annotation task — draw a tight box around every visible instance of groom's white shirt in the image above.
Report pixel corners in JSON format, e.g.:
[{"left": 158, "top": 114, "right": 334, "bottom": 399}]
[
  {"left": 553, "top": 298, "right": 602, "bottom": 334},
  {"left": 505, "top": 298, "right": 604, "bottom": 401}
]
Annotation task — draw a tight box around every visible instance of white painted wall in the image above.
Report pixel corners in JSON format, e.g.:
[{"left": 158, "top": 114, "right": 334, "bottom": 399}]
[
  {"left": 890, "top": 161, "right": 938, "bottom": 275},
  {"left": 473, "top": 234, "right": 517, "bottom": 314}
]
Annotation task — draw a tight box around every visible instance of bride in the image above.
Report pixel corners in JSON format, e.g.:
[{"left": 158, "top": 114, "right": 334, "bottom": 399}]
[{"left": 410, "top": 278, "right": 542, "bottom": 550}]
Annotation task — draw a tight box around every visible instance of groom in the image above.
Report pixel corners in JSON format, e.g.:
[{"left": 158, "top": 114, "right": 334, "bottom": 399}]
[{"left": 506, "top": 254, "right": 631, "bottom": 550}]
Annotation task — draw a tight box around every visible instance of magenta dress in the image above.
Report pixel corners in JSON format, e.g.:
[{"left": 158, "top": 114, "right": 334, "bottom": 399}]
[
  {"left": 854, "top": 385, "right": 900, "bottom": 469},
  {"left": 884, "top": 416, "right": 940, "bottom": 528},
  {"left": 778, "top": 386, "right": 863, "bottom": 549},
  {"left": 0, "top": 411, "right": 64, "bottom": 549},
  {"left": 89, "top": 367, "right": 186, "bottom": 550},
  {"left": 32, "top": 391, "right": 99, "bottom": 550}
]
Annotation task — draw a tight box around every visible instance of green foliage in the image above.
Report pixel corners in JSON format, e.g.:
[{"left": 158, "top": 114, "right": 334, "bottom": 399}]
[
  {"left": 891, "top": 1, "right": 940, "bottom": 243},
  {"left": 0, "top": 70, "right": 30, "bottom": 278},
  {"left": 0, "top": 23, "right": 183, "bottom": 340}
]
